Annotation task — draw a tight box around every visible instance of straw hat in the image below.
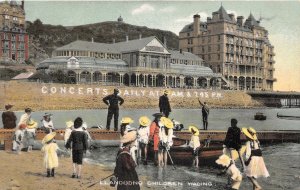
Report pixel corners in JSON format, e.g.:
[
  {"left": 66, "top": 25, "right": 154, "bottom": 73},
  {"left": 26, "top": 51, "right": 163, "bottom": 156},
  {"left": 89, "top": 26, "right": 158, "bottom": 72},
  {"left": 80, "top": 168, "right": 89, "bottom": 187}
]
[
  {"left": 188, "top": 125, "right": 199, "bottom": 136},
  {"left": 152, "top": 113, "right": 163, "bottom": 118},
  {"left": 121, "top": 117, "right": 134, "bottom": 124},
  {"left": 120, "top": 130, "right": 137, "bottom": 143},
  {"left": 248, "top": 127, "right": 257, "bottom": 140},
  {"left": 160, "top": 117, "right": 174, "bottom": 129},
  {"left": 139, "top": 116, "right": 150, "bottom": 126},
  {"left": 27, "top": 120, "right": 38, "bottom": 129},
  {"left": 216, "top": 154, "right": 231, "bottom": 167},
  {"left": 66, "top": 120, "right": 73, "bottom": 128},
  {"left": 163, "top": 89, "right": 170, "bottom": 95},
  {"left": 42, "top": 132, "right": 56, "bottom": 144},
  {"left": 242, "top": 127, "right": 257, "bottom": 140}
]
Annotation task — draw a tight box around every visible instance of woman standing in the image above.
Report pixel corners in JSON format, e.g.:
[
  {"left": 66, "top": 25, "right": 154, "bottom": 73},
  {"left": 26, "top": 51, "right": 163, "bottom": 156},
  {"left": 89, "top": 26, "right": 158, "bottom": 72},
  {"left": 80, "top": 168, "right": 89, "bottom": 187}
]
[
  {"left": 137, "top": 116, "right": 150, "bottom": 165},
  {"left": 158, "top": 117, "right": 174, "bottom": 167},
  {"left": 242, "top": 127, "right": 269, "bottom": 190}
]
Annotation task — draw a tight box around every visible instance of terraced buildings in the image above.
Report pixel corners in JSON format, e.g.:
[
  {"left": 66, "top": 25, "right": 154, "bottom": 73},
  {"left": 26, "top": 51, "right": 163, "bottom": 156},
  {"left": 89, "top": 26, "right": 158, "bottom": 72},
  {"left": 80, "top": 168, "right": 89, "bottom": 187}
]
[{"left": 179, "top": 6, "right": 276, "bottom": 91}]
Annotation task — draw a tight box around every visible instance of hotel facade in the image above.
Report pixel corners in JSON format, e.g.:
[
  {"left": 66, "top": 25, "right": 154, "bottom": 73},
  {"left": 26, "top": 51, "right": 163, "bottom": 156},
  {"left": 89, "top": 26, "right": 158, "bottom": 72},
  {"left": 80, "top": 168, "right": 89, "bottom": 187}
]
[
  {"left": 0, "top": 0, "right": 29, "bottom": 63},
  {"left": 37, "top": 36, "right": 223, "bottom": 89},
  {"left": 179, "top": 6, "right": 276, "bottom": 91}
]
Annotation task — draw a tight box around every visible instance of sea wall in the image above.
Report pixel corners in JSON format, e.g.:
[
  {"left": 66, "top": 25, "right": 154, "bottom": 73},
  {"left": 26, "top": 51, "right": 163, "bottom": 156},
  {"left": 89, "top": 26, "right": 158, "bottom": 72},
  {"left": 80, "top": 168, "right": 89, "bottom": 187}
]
[{"left": 0, "top": 81, "right": 262, "bottom": 111}]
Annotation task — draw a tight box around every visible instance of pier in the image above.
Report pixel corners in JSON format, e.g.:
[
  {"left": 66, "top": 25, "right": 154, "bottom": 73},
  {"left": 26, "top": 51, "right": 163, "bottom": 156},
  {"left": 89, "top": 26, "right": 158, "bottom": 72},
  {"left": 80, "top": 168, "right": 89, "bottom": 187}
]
[
  {"left": 248, "top": 91, "right": 300, "bottom": 107},
  {"left": 1, "top": 129, "right": 299, "bottom": 150}
]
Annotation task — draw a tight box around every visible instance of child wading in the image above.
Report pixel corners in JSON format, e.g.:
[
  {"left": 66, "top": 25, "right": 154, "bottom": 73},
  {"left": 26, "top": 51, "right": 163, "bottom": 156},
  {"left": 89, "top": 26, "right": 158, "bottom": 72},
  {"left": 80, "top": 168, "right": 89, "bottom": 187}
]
[
  {"left": 137, "top": 116, "right": 151, "bottom": 165},
  {"left": 149, "top": 113, "right": 163, "bottom": 166},
  {"left": 120, "top": 117, "right": 138, "bottom": 164},
  {"left": 188, "top": 125, "right": 200, "bottom": 168},
  {"left": 12, "top": 124, "right": 26, "bottom": 153},
  {"left": 41, "top": 132, "right": 58, "bottom": 177},
  {"left": 158, "top": 117, "right": 174, "bottom": 167},
  {"left": 65, "top": 117, "right": 88, "bottom": 179},
  {"left": 114, "top": 130, "right": 140, "bottom": 190},
  {"left": 24, "top": 120, "right": 38, "bottom": 152},
  {"left": 242, "top": 127, "right": 269, "bottom": 190}
]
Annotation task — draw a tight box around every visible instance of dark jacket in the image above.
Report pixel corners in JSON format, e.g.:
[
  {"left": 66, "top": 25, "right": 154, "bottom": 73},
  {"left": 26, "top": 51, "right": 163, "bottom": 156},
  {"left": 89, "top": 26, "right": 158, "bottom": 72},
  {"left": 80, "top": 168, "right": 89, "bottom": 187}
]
[
  {"left": 224, "top": 126, "right": 242, "bottom": 150},
  {"left": 65, "top": 130, "right": 88, "bottom": 151},
  {"left": 114, "top": 148, "right": 140, "bottom": 190},
  {"left": 103, "top": 94, "right": 124, "bottom": 109},
  {"left": 159, "top": 95, "right": 171, "bottom": 113},
  {"left": 202, "top": 105, "right": 209, "bottom": 116},
  {"left": 2, "top": 111, "right": 17, "bottom": 129}
]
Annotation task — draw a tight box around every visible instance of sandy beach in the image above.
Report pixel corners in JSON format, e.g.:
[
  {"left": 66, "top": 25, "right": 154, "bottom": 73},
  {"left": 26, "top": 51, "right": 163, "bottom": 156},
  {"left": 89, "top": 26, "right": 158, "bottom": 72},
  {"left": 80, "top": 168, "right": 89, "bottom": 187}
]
[{"left": 0, "top": 151, "right": 114, "bottom": 190}]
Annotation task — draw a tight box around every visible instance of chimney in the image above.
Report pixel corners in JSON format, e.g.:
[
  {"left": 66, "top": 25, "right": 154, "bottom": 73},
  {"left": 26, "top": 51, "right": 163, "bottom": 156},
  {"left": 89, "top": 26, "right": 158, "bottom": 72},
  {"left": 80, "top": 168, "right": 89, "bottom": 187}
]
[
  {"left": 237, "top": 16, "right": 244, "bottom": 26},
  {"left": 139, "top": 34, "right": 142, "bottom": 40},
  {"left": 163, "top": 36, "right": 167, "bottom": 47},
  {"left": 126, "top": 35, "right": 128, "bottom": 42},
  {"left": 112, "top": 38, "right": 115, "bottom": 44},
  {"left": 180, "top": 49, "right": 182, "bottom": 54},
  {"left": 91, "top": 38, "right": 94, "bottom": 43},
  {"left": 228, "top": 14, "right": 235, "bottom": 21},
  {"left": 207, "top": 17, "right": 212, "bottom": 22},
  {"left": 193, "top": 14, "right": 200, "bottom": 36},
  {"left": 21, "top": 0, "right": 24, "bottom": 10}
]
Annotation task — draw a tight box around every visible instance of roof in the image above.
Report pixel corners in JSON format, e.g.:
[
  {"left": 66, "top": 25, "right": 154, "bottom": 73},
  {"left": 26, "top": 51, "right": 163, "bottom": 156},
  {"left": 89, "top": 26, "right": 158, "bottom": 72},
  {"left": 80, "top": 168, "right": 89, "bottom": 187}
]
[
  {"left": 55, "top": 40, "right": 120, "bottom": 53},
  {"left": 213, "top": 5, "right": 231, "bottom": 21},
  {"left": 170, "top": 64, "right": 214, "bottom": 76},
  {"left": 12, "top": 72, "right": 34, "bottom": 80},
  {"left": 244, "top": 13, "right": 260, "bottom": 27},
  {"left": 170, "top": 50, "right": 203, "bottom": 61},
  {"left": 180, "top": 22, "right": 207, "bottom": 33},
  {"left": 111, "top": 36, "right": 158, "bottom": 52}
]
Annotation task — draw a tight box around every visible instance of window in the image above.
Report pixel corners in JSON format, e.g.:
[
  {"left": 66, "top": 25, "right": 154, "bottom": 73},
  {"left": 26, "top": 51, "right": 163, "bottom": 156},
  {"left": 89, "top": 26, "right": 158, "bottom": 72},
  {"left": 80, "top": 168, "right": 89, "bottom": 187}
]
[
  {"left": 218, "top": 54, "right": 220, "bottom": 60},
  {"left": 208, "top": 36, "right": 211, "bottom": 43},
  {"left": 202, "top": 46, "right": 205, "bottom": 53},
  {"left": 217, "top": 45, "right": 220, "bottom": 51},
  {"left": 208, "top": 46, "right": 211, "bottom": 52},
  {"left": 218, "top": 35, "right": 221, "bottom": 41},
  {"left": 208, "top": 54, "right": 211, "bottom": 61},
  {"left": 202, "top": 37, "right": 205, "bottom": 43},
  {"left": 187, "top": 33, "right": 190, "bottom": 37}
]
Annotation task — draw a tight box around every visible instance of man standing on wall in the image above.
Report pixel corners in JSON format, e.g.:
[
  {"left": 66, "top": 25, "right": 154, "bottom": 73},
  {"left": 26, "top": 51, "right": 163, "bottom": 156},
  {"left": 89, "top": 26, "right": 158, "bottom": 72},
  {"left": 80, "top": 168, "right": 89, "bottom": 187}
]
[
  {"left": 198, "top": 98, "right": 209, "bottom": 130},
  {"left": 159, "top": 90, "right": 171, "bottom": 118},
  {"left": 103, "top": 89, "right": 124, "bottom": 131}
]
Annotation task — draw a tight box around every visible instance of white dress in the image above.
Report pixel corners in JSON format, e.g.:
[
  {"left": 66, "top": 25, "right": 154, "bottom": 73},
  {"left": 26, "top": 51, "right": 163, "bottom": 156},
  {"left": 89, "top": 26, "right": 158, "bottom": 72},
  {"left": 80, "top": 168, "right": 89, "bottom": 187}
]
[
  {"left": 137, "top": 126, "right": 150, "bottom": 144},
  {"left": 159, "top": 127, "right": 173, "bottom": 148},
  {"left": 189, "top": 135, "right": 200, "bottom": 150},
  {"left": 245, "top": 140, "right": 270, "bottom": 178}
]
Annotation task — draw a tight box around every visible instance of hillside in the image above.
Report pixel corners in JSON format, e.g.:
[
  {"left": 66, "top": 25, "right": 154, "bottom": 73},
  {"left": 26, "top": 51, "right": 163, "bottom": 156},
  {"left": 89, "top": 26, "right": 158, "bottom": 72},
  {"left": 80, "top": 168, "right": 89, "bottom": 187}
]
[{"left": 26, "top": 19, "right": 180, "bottom": 65}]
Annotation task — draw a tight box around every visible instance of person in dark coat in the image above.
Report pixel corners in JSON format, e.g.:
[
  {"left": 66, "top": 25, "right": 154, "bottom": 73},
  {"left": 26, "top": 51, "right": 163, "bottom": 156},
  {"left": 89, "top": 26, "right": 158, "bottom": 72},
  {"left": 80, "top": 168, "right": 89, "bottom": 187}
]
[
  {"left": 198, "top": 99, "right": 209, "bottom": 130},
  {"left": 103, "top": 89, "right": 124, "bottom": 131},
  {"left": 114, "top": 140, "right": 140, "bottom": 190},
  {"left": 159, "top": 90, "right": 171, "bottom": 117},
  {"left": 224, "top": 118, "right": 245, "bottom": 170},
  {"left": 2, "top": 104, "right": 17, "bottom": 129},
  {"left": 65, "top": 117, "right": 88, "bottom": 179}
]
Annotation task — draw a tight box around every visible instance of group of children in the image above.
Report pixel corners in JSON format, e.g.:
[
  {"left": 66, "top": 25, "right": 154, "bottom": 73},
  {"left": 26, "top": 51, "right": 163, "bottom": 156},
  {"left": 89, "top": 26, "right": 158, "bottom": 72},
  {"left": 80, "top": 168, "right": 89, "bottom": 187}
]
[{"left": 216, "top": 119, "right": 269, "bottom": 190}]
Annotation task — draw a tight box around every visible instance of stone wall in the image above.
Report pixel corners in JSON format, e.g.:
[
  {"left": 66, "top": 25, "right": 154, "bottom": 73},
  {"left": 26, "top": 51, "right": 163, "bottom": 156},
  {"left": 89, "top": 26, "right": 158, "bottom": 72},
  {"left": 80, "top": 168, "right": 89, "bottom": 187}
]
[{"left": 0, "top": 81, "right": 262, "bottom": 111}]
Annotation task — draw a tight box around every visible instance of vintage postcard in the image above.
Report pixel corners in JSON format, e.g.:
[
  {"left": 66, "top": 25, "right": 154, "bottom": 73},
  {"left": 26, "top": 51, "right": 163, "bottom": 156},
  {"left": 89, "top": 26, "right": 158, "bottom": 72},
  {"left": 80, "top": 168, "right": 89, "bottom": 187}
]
[{"left": 0, "top": 0, "right": 299, "bottom": 190}]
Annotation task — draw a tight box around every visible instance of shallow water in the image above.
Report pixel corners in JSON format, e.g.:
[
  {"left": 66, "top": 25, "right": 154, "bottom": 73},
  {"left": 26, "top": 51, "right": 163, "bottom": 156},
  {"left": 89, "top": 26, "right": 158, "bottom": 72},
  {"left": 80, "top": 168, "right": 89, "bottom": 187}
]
[
  {"left": 1, "top": 108, "right": 299, "bottom": 130},
  {"left": 82, "top": 143, "right": 300, "bottom": 190}
]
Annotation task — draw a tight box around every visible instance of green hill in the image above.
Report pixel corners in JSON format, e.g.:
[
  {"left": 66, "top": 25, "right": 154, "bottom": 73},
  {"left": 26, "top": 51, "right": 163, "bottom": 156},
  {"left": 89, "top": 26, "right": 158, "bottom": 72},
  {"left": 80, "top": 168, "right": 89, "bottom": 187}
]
[{"left": 26, "top": 19, "right": 179, "bottom": 65}]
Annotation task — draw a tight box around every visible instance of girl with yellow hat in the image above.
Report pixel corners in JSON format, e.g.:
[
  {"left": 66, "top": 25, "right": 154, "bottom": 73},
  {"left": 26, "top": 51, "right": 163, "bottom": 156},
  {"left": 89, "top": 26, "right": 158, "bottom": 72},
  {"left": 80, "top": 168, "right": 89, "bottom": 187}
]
[
  {"left": 41, "top": 132, "right": 58, "bottom": 177},
  {"left": 242, "top": 127, "right": 269, "bottom": 190},
  {"left": 137, "top": 116, "right": 151, "bottom": 165},
  {"left": 24, "top": 120, "right": 38, "bottom": 152},
  {"left": 158, "top": 117, "right": 174, "bottom": 167},
  {"left": 188, "top": 125, "right": 200, "bottom": 168}
]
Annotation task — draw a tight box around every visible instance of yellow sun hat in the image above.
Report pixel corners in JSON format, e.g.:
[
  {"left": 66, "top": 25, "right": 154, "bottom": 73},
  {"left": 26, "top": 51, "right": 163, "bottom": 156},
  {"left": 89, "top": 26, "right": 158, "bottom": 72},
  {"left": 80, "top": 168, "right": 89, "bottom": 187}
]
[
  {"left": 160, "top": 117, "right": 174, "bottom": 129},
  {"left": 27, "top": 120, "right": 38, "bottom": 129},
  {"left": 215, "top": 154, "right": 231, "bottom": 167},
  {"left": 121, "top": 117, "right": 134, "bottom": 124},
  {"left": 188, "top": 125, "right": 200, "bottom": 136},
  {"left": 248, "top": 127, "right": 257, "bottom": 140},
  {"left": 66, "top": 120, "right": 74, "bottom": 128},
  {"left": 163, "top": 89, "right": 170, "bottom": 95},
  {"left": 242, "top": 127, "right": 257, "bottom": 140},
  {"left": 42, "top": 132, "right": 56, "bottom": 144},
  {"left": 139, "top": 116, "right": 150, "bottom": 126}
]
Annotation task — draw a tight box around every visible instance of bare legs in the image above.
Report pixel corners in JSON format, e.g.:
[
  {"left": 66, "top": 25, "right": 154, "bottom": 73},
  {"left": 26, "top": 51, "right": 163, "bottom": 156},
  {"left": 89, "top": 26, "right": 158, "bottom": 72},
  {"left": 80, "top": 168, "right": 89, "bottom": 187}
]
[
  {"left": 72, "top": 163, "right": 82, "bottom": 178},
  {"left": 158, "top": 150, "right": 168, "bottom": 167},
  {"left": 248, "top": 177, "right": 262, "bottom": 190}
]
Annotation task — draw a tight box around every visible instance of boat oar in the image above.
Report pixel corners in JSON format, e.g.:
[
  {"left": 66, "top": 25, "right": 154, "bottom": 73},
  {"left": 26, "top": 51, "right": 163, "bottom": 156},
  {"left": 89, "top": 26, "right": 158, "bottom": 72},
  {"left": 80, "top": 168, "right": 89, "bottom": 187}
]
[
  {"left": 87, "top": 173, "right": 114, "bottom": 188},
  {"left": 166, "top": 148, "right": 176, "bottom": 169}
]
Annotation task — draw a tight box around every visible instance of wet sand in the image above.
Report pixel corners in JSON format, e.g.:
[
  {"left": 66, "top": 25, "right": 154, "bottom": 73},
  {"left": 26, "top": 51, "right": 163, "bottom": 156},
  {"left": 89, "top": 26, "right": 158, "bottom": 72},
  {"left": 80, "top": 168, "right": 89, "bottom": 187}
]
[{"left": 0, "top": 151, "right": 113, "bottom": 190}]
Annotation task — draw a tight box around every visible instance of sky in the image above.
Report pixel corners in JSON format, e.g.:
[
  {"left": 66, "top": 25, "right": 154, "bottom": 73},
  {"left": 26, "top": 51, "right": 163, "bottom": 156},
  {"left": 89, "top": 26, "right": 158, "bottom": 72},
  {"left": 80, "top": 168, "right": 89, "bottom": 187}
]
[{"left": 17, "top": 0, "right": 300, "bottom": 91}]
